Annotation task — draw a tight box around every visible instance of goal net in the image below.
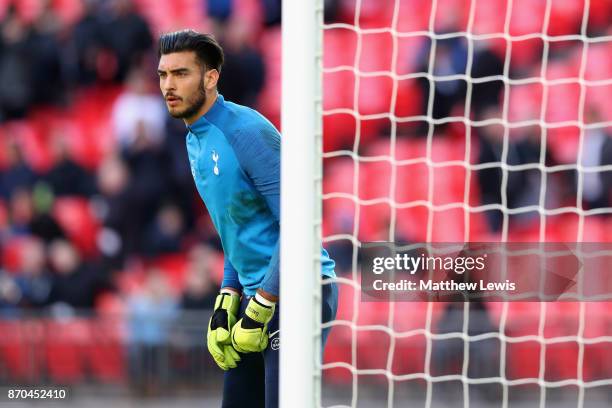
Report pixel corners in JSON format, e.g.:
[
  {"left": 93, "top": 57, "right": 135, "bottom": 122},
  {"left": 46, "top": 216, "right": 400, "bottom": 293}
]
[{"left": 317, "top": 0, "right": 612, "bottom": 406}]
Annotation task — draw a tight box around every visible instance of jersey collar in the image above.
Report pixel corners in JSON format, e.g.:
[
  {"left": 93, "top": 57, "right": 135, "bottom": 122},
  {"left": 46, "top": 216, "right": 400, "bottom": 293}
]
[{"left": 186, "top": 93, "right": 225, "bottom": 134}]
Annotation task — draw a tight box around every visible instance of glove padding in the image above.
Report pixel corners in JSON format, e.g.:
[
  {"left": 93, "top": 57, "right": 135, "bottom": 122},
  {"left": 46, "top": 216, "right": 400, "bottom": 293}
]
[
  {"left": 231, "top": 296, "right": 275, "bottom": 353},
  {"left": 207, "top": 292, "right": 242, "bottom": 370}
]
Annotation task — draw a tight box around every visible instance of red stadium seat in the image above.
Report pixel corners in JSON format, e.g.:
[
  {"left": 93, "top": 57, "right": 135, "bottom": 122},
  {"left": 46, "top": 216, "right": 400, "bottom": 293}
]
[
  {"left": 487, "top": 302, "right": 541, "bottom": 336},
  {"left": 53, "top": 0, "right": 84, "bottom": 25},
  {"left": 507, "top": 339, "right": 542, "bottom": 381},
  {"left": 547, "top": 0, "right": 584, "bottom": 36},
  {"left": 545, "top": 70, "right": 580, "bottom": 124},
  {"left": 324, "top": 157, "right": 356, "bottom": 196},
  {"left": 28, "top": 107, "right": 89, "bottom": 169},
  {"left": 233, "top": 0, "right": 264, "bottom": 25},
  {"left": 95, "top": 292, "right": 126, "bottom": 316},
  {"left": 71, "top": 85, "right": 123, "bottom": 169},
  {"left": 471, "top": 0, "right": 506, "bottom": 35},
  {"left": 52, "top": 197, "right": 100, "bottom": 257},
  {"left": 323, "top": 282, "right": 357, "bottom": 382},
  {"left": 585, "top": 37, "right": 612, "bottom": 82},
  {"left": 148, "top": 254, "right": 189, "bottom": 295},
  {"left": 86, "top": 319, "right": 126, "bottom": 383},
  {"left": 394, "top": 77, "right": 424, "bottom": 135},
  {"left": 0, "top": 200, "right": 7, "bottom": 231},
  {"left": 582, "top": 302, "right": 612, "bottom": 381},
  {"left": 257, "top": 27, "right": 282, "bottom": 129},
  {"left": 1, "top": 237, "right": 30, "bottom": 274},
  {"left": 322, "top": 323, "right": 353, "bottom": 384},
  {"left": 134, "top": 0, "right": 207, "bottom": 34},
  {"left": 44, "top": 320, "right": 90, "bottom": 383},
  {"left": 0, "top": 321, "right": 34, "bottom": 381},
  {"left": 496, "top": 303, "right": 544, "bottom": 381},
  {"left": 508, "top": 82, "right": 543, "bottom": 124},
  {"left": 509, "top": 0, "right": 546, "bottom": 37},
  {"left": 323, "top": 28, "right": 358, "bottom": 150},
  {"left": 395, "top": 0, "right": 432, "bottom": 33},
  {"left": 1, "top": 121, "right": 53, "bottom": 172},
  {"left": 545, "top": 125, "right": 581, "bottom": 164},
  {"left": 115, "top": 267, "right": 147, "bottom": 295},
  {"left": 323, "top": 158, "right": 357, "bottom": 236}
]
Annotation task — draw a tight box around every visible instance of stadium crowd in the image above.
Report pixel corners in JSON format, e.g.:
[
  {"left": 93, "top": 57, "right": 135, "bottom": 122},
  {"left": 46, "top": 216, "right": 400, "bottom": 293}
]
[
  {"left": 0, "top": 0, "right": 279, "bottom": 315},
  {"left": 0, "top": 0, "right": 610, "bottom": 393},
  {"left": 0, "top": 0, "right": 611, "bottom": 314}
]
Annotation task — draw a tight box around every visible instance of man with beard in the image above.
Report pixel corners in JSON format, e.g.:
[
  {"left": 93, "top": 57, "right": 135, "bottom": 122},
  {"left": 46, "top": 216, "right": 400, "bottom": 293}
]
[{"left": 157, "top": 30, "right": 337, "bottom": 408}]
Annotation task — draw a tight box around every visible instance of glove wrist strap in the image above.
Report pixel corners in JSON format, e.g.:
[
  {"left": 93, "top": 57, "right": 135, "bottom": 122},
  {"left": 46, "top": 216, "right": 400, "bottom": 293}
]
[
  {"left": 255, "top": 292, "right": 276, "bottom": 307},
  {"left": 221, "top": 287, "right": 241, "bottom": 296}
]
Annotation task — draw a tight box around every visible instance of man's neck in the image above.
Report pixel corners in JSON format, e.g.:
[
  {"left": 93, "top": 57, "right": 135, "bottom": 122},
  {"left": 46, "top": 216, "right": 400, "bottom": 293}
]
[{"left": 184, "top": 91, "right": 218, "bottom": 126}]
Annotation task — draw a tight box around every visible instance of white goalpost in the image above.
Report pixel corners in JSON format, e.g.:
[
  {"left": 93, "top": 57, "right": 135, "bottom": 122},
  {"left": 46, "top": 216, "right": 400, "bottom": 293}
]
[
  {"left": 282, "top": 0, "right": 612, "bottom": 407},
  {"left": 280, "top": 0, "right": 324, "bottom": 407}
]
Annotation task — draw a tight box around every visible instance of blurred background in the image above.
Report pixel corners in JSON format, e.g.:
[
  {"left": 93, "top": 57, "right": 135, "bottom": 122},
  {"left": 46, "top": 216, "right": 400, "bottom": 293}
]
[{"left": 0, "top": 0, "right": 609, "bottom": 406}]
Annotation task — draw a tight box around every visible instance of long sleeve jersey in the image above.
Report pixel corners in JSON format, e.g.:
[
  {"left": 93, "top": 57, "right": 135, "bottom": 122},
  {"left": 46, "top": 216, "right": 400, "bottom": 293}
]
[{"left": 185, "top": 94, "right": 336, "bottom": 296}]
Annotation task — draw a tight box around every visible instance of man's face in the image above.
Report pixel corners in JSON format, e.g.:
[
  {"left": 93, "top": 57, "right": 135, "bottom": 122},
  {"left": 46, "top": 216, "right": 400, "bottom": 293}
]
[{"left": 158, "top": 51, "right": 207, "bottom": 121}]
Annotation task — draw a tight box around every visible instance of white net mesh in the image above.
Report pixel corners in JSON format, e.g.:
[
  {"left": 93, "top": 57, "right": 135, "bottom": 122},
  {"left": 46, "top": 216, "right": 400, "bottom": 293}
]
[{"left": 319, "top": 0, "right": 612, "bottom": 406}]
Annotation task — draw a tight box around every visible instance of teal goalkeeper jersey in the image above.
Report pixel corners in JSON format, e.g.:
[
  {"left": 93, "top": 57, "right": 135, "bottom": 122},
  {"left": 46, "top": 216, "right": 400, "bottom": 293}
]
[{"left": 185, "top": 94, "right": 336, "bottom": 296}]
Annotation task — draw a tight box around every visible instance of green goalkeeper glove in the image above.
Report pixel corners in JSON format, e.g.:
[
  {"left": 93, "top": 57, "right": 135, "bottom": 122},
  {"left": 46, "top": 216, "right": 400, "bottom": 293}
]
[
  {"left": 231, "top": 295, "right": 276, "bottom": 353},
  {"left": 207, "top": 291, "right": 242, "bottom": 370}
]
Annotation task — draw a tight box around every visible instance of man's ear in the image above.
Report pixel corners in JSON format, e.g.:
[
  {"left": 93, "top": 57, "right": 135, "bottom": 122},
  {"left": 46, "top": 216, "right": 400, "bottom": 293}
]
[{"left": 205, "top": 69, "right": 220, "bottom": 90}]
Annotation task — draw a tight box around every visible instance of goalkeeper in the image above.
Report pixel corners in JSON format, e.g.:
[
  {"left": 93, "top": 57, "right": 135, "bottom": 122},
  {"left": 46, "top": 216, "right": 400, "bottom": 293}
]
[{"left": 157, "top": 30, "right": 338, "bottom": 408}]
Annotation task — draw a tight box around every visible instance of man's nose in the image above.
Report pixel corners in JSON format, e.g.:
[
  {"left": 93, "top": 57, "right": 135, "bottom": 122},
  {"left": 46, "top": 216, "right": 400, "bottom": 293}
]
[{"left": 162, "top": 77, "right": 176, "bottom": 92}]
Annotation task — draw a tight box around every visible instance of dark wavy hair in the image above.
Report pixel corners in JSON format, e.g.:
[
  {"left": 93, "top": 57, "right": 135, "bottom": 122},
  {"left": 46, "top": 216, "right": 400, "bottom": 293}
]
[{"left": 158, "top": 29, "right": 224, "bottom": 73}]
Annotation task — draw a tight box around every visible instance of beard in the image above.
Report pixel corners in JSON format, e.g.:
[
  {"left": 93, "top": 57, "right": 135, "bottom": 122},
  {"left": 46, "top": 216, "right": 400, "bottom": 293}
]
[{"left": 169, "top": 77, "right": 207, "bottom": 120}]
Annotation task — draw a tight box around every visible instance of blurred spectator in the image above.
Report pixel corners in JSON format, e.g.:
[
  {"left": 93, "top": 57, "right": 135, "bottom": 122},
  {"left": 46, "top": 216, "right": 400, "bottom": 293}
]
[
  {"left": 172, "top": 244, "right": 218, "bottom": 383},
  {"left": 66, "top": 0, "right": 107, "bottom": 85},
  {"left": 102, "top": 0, "right": 153, "bottom": 82},
  {"left": 14, "top": 237, "right": 52, "bottom": 308},
  {"left": 94, "top": 154, "right": 134, "bottom": 263},
  {"left": 123, "top": 122, "right": 170, "bottom": 245},
  {"left": 0, "top": 5, "right": 33, "bottom": 120},
  {"left": 127, "top": 268, "right": 178, "bottom": 392},
  {"left": 600, "top": 135, "right": 612, "bottom": 207},
  {"left": 143, "top": 203, "right": 185, "bottom": 256},
  {"left": 507, "top": 129, "right": 554, "bottom": 225},
  {"left": 206, "top": 0, "right": 233, "bottom": 23},
  {"left": 262, "top": 0, "right": 281, "bottom": 26},
  {"left": 112, "top": 68, "right": 166, "bottom": 149},
  {"left": 0, "top": 269, "right": 20, "bottom": 313},
  {"left": 476, "top": 108, "right": 555, "bottom": 231},
  {"left": 162, "top": 117, "right": 198, "bottom": 229},
  {"left": 47, "top": 238, "right": 110, "bottom": 310},
  {"left": 44, "top": 133, "right": 95, "bottom": 197},
  {"left": 180, "top": 245, "right": 218, "bottom": 309},
  {"left": 470, "top": 41, "right": 504, "bottom": 119},
  {"left": 33, "top": 0, "right": 62, "bottom": 34},
  {"left": 7, "top": 187, "right": 35, "bottom": 236},
  {"left": 581, "top": 109, "right": 612, "bottom": 209},
  {"left": 416, "top": 30, "right": 503, "bottom": 130},
  {"left": 217, "top": 20, "right": 265, "bottom": 108},
  {"left": 580, "top": 128, "right": 608, "bottom": 209},
  {"left": 28, "top": 0, "right": 65, "bottom": 106},
  {"left": 29, "top": 183, "right": 66, "bottom": 243},
  {"left": 0, "top": 141, "right": 36, "bottom": 200},
  {"left": 7, "top": 183, "right": 67, "bottom": 244},
  {"left": 121, "top": 124, "right": 171, "bottom": 252},
  {"left": 415, "top": 33, "right": 468, "bottom": 135},
  {"left": 323, "top": 0, "right": 341, "bottom": 23},
  {"left": 432, "top": 302, "right": 500, "bottom": 400},
  {"left": 128, "top": 268, "right": 178, "bottom": 344}
]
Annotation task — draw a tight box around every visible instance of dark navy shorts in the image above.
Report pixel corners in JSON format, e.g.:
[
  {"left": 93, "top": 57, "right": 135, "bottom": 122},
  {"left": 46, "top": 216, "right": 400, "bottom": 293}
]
[{"left": 221, "top": 282, "right": 338, "bottom": 408}]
